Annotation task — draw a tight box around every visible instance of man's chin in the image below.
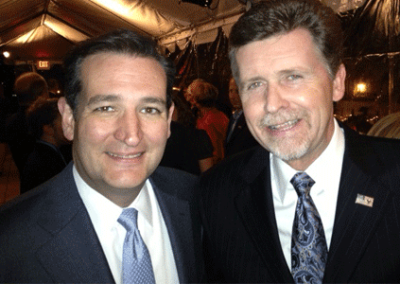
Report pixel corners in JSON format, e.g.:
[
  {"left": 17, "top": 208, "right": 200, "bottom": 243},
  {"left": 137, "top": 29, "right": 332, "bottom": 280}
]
[{"left": 269, "top": 143, "right": 309, "bottom": 162}]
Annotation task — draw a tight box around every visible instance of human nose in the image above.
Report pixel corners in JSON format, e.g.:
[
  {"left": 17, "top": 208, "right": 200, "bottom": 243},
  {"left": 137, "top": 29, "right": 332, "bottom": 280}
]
[
  {"left": 263, "top": 84, "right": 289, "bottom": 114},
  {"left": 114, "top": 111, "right": 142, "bottom": 146}
]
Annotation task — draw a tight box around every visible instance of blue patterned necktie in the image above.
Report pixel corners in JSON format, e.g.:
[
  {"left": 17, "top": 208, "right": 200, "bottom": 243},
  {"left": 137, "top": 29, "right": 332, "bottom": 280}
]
[
  {"left": 118, "top": 208, "right": 155, "bottom": 284},
  {"left": 291, "top": 172, "right": 328, "bottom": 284}
]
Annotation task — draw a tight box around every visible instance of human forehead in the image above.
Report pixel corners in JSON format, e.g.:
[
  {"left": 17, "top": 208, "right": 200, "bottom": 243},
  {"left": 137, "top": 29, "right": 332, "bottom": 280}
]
[
  {"left": 81, "top": 52, "right": 166, "bottom": 81},
  {"left": 235, "top": 29, "right": 329, "bottom": 82},
  {"left": 80, "top": 52, "right": 167, "bottom": 99}
]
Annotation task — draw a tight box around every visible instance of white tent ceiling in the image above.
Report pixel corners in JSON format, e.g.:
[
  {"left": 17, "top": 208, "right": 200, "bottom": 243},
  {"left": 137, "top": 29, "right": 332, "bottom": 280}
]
[{"left": 0, "top": 0, "right": 367, "bottom": 64}]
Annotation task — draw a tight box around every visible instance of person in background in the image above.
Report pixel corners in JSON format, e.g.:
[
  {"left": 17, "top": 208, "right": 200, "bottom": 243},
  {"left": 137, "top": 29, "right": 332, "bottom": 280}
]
[
  {"left": 160, "top": 90, "right": 214, "bottom": 174},
  {"left": 0, "top": 29, "right": 204, "bottom": 283},
  {"left": 0, "top": 83, "right": 12, "bottom": 176},
  {"left": 367, "top": 111, "right": 400, "bottom": 139},
  {"left": 188, "top": 79, "right": 229, "bottom": 164},
  {"left": 225, "top": 77, "right": 258, "bottom": 157},
  {"left": 20, "top": 98, "right": 70, "bottom": 193},
  {"left": 200, "top": 0, "right": 400, "bottom": 283},
  {"left": 5, "top": 72, "right": 49, "bottom": 174}
]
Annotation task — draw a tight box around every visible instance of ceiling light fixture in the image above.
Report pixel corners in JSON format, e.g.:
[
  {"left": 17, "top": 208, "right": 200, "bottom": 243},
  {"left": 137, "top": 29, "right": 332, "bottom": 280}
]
[{"left": 181, "top": 0, "right": 213, "bottom": 8}]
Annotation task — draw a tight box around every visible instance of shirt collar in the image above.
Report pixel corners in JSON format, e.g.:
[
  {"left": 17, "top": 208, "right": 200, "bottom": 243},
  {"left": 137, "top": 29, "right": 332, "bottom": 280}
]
[
  {"left": 131, "top": 180, "right": 153, "bottom": 227},
  {"left": 306, "top": 119, "right": 344, "bottom": 195},
  {"left": 73, "top": 166, "right": 154, "bottom": 231}
]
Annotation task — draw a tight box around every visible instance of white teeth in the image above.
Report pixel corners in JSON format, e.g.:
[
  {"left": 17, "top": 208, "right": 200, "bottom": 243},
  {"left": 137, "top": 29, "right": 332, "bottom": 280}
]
[
  {"left": 269, "top": 119, "right": 298, "bottom": 130},
  {"left": 107, "top": 152, "right": 142, "bottom": 158}
]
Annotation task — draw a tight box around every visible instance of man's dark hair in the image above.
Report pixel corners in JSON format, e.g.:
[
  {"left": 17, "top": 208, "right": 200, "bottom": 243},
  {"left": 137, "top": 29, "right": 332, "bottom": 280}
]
[
  {"left": 63, "top": 29, "right": 175, "bottom": 115},
  {"left": 26, "top": 98, "right": 60, "bottom": 139},
  {"left": 229, "top": 0, "right": 344, "bottom": 81}
]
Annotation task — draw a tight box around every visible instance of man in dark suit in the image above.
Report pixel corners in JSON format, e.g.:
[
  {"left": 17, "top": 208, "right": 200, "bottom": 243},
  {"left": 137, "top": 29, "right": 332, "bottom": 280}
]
[
  {"left": 200, "top": 0, "right": 400, "bottom": 283},
  {"left": 0, "top": 29, "right": 204, "bottom": 283},
  {"left": 5, "top": 72, "right": 49, "bottom": 174},
  {"left": 20, "top": 98, "right": 69, "bottom": 193},
  {"left": 225, "top": 77, "right": 258, "bottom": 157}
]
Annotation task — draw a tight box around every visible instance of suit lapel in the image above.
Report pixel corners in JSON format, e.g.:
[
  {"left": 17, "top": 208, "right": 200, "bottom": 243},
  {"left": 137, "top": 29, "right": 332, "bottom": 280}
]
[
  {"left": 150, "top": 170, "right": 197, "bottom": 283},
  {"left": 35, "top": 164, "right": 114, "bottom": 283},
  {"left": 324, "top": 128, "right": 393, "bottom": 283},
  {"left": 229, "top": 113, "right": 246, "bottom": 142},
  {"left": 234, "top": 148, "right": 294, "bottom": 283}
]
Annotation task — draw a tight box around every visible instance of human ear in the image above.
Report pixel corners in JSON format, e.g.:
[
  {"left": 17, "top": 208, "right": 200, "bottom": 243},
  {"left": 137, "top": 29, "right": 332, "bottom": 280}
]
[
  {"left": 332, "top": 64, "right": 346, "bottom": 102},
  {"left": 167, "top": 102, "right": 175, "bottom": 138},
  {"left": 57, "top": 97, "right": 75, "bottom": 141}
]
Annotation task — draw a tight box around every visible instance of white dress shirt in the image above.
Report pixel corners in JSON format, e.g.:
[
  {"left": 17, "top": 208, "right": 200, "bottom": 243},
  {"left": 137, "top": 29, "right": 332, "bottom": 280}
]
[
  {"left": 270, "top": 119, "right": 345, "bottom": 268},
  {"left": 73, "top": 167, "right": 179, "bottom": 284}
]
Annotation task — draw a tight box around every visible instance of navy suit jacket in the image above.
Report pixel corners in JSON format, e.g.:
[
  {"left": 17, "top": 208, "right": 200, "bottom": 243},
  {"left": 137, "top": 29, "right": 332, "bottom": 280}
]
[
  {"left": 0, "top": 163, "right": 205, "bottom": 283},
  {"left": 201, "top": 125, "right": 400, "bottom": 283},
  {"left": 20, "top": 141, "right": 68, "bottom": 194}
]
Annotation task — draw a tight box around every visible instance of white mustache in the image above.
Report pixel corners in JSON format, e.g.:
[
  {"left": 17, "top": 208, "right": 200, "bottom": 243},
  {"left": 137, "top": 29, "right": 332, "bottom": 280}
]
[{"left": 258, "top": 111, "right": 300, "bottom": 128}]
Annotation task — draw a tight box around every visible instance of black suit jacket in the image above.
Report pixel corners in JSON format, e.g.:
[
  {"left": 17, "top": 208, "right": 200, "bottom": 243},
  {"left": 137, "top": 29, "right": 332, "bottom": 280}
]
[
  {"left": 200, "top": 125, "right": 400, "bottom": 283},
  {"left": 225, "top": 112, "right": 259, "bottom": 158},
  {"left": 5, "top": 108, "right": 35, "bottom": 173},
  {"left": 0, "top": 163, "right": 205, "bottom": 283},
  {"left": 20, "top": 141, "right": 68, "bottom": 194}
]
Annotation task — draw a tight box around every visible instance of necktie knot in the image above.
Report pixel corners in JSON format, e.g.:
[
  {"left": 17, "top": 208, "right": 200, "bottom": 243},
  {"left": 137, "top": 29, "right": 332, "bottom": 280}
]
[
  {"left": 118, "top": 208, "right": 139, "bottom": 233},
  {"left": 290, "top": 172, "right": 315, "bottom": 197}
]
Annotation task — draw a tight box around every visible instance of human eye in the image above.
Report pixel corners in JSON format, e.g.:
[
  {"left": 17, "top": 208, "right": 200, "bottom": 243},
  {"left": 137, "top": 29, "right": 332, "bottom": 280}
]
[
  {"left": 94, "top": 106, "right": 115, "bottom": 112},
  {"left": 140, "top": 107, "right": 161, "bottom": 115},
  {"left": 287, "top": 74, "right": 303, "bottom": 81},
  {"left": 246, "top": 81, "right": 262, "bottom": 91}
]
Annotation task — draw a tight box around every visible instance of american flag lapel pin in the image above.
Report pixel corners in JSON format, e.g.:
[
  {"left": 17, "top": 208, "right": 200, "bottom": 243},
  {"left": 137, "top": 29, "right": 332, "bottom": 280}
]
[{"left": 355, "top": 194, "right": 374, "bottom": 208}]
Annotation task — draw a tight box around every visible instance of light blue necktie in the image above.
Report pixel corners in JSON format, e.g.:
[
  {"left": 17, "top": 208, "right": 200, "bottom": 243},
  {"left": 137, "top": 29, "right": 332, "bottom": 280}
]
[
  {"left": 118, "top": 208, "right": 155, "bottom": 284},
  {"left": 291, "top": 172, "right": 328, "bottom": 284}
]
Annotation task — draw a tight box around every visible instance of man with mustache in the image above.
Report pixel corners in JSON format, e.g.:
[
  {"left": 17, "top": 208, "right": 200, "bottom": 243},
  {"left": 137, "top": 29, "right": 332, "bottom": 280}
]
[{"left": 200, "top": 0, "right": 400, "bottom": 283}]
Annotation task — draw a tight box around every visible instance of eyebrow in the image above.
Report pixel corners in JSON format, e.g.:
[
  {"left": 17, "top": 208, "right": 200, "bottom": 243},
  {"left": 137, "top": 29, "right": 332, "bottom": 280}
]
[
  {"left": 278, "top": 68, "right": 311, "bottom": 75},
  {"left": 86, "top": 94, "right": 120, "bottom": 106},
  {"left": 242, "top": 68, "right": 311, "bottom": 82},
  {"left": 141, "top": 97, "right": 167, "bottom": 105},
  {"left": 239, "top": 76, "right": 264, "bottom": 90},
  {"left": 86, "top": 94, "right": 167, "bottom": 106}
]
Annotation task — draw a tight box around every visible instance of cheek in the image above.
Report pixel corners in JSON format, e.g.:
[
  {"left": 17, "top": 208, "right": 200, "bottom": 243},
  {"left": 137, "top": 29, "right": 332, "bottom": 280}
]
[
  {"left": 242, "top": 97, "right": 261, "bottom": 120},
  {"left": 295, "top": 86, "right": 327, "bottom": 111},
  {"left": 144, "top": 122, "right": 170, "bottom": 146},
  {"left": 78, "top": 119, "right": 112, "bottom": 147}
]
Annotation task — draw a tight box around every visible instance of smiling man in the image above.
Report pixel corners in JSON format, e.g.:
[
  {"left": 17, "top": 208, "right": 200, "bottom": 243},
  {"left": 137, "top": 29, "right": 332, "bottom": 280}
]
[
  {"left": 200, "top": 0, "right": 400, "bottom": 283},
  {"left": 0, "top": 30, "right": 204, "bottom": 283}
]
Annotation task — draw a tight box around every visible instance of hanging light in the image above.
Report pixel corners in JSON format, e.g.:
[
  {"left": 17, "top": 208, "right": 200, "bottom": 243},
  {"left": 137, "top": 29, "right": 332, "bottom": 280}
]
[
  {"left": 356, "top": 83, "right": 367, "bottom": 93},
  {"left": 353, "top": 82, "right": 368, "bottom": 98},
  {"left": 181, "top": 0, "right": 213, "bottom": 8}
]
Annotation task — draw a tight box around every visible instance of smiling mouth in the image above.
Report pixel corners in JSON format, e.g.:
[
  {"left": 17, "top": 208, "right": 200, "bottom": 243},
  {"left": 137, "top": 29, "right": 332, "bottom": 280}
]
[
  {"left": 268, "top": 119, "right": 299, "bottom": 131},
  {"left": 107, "top": 152, "right": 143, "bottom": 159}
]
